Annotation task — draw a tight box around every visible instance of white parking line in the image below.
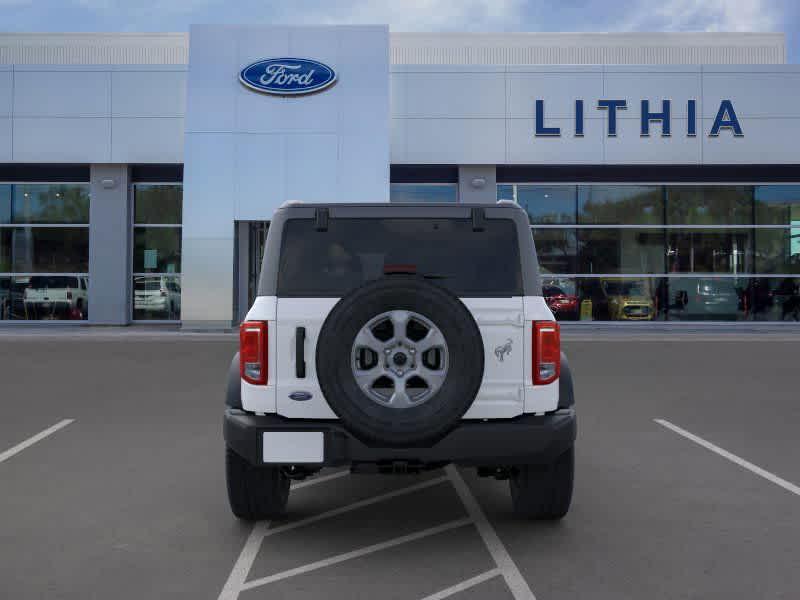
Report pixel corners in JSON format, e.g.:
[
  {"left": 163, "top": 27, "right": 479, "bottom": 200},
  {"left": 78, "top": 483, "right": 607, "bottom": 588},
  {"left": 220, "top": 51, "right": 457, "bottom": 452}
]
[
  {"left": 419, "top": 569, "right": 501, "bottom": 600},
  {"left": 445, "top": 465, "right": 537, "bottom": 600},
  {"left": 241, "top": 518, "right": 473, "bottom": 591},
  {"left": 292, "top": 469, "right": 350, "bottom": 489},
  {"left": 0, "top": 419, "right": 74, "bottom": 464},
  {"left": 264, "top": 476, "right": 449, "bottom": 538},
  {"left": 217, "top": 475, "right": 449, "bottom": 600},
  {"left": 655, "top": 418, "right": 800, "bottom": 497}
]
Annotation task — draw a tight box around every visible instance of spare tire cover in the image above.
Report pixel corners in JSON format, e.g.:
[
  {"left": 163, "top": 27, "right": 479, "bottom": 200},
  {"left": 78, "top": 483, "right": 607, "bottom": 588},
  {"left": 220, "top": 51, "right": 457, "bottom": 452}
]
[{"left": 316, "top": 277, "right": 484, "bottom": 447}]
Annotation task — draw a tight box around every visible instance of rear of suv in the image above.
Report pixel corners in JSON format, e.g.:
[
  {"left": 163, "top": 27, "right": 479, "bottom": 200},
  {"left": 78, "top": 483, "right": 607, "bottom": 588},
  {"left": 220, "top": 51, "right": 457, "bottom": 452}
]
[{"left": 224, "top": 202, "right": 576, "bottom": 520}]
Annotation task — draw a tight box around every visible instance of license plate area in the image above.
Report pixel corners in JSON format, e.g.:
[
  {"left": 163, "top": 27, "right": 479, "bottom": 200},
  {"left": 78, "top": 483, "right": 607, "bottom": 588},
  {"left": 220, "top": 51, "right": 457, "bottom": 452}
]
[{"left": 262, "top": 431, "right": 324, "bottom": 464}]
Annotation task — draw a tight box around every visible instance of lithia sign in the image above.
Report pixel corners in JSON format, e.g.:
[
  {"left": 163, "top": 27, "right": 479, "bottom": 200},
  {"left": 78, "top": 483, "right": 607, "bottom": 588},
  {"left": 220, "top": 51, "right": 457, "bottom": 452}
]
[{"left": 535, "top": 99, "right": 743, "bottom": 138}]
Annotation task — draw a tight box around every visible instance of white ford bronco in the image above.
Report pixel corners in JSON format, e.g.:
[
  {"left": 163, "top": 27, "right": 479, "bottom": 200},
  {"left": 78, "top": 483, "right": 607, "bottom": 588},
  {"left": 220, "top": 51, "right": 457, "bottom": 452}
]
[{"left": 224, "top": 202, "right": 576, "bottom": 520}]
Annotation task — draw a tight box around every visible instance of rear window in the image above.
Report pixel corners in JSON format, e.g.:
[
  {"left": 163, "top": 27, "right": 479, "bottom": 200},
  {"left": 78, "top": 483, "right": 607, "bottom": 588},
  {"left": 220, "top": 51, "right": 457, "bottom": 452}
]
[{"left": 276, "top": 218, "right": 522, "bottom": 297}]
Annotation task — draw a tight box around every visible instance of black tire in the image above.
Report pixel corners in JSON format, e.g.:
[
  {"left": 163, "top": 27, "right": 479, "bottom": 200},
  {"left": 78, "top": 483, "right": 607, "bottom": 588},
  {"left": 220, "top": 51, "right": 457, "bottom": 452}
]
[
  {"left": 226, "top": 447, "right": 290, "bottom": 521},
  {"left": 510, "top": 447, "right": 574, "bottom": 520},
  {"left": 316, "top": 277, "right": 484, "bottom": 447}
]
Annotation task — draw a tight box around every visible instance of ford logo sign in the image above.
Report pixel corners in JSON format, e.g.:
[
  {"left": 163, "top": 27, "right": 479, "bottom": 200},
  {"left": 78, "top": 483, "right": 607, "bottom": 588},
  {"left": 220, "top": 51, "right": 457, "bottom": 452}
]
[
  {"left": 239, "top": 58, "right": 337, "bottom": 96},
  {"left": 289, "top": 391, "right": 313, "bottom": 402}
]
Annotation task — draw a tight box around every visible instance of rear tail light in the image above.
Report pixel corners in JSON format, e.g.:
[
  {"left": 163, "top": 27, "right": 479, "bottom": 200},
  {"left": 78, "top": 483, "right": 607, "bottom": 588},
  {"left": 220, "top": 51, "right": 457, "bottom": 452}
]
[
  {"left": 533, "top": 321, "right": 560, "bottom": 385},
  {"left": 240, "top": 321, "right": 268, "bottom": 385}
]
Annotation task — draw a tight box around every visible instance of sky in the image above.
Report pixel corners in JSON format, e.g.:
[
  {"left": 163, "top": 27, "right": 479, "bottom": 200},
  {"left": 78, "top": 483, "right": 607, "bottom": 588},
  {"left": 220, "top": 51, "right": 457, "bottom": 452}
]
[{"left": 0, "top": 0, "right": 797, "bottom": 62}]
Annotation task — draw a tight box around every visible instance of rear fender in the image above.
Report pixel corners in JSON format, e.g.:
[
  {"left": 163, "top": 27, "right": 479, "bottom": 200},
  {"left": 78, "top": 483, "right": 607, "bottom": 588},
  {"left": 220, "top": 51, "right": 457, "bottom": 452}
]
[
  {"left": 558, "top": 351, "right": 575, "bottom": 409},
  {"left": 226, "top": 352, "right": 242, "bottom": 409}
]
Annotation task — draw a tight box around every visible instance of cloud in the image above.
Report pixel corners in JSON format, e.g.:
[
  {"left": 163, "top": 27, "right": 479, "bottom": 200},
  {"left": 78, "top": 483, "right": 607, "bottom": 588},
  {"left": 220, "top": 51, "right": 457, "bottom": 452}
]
[
  {"left": 275, "top": 0, "right": 525, "bottom": 31},
  {"left": 622, "top": 0, "right": 780, "bottom": 32}
]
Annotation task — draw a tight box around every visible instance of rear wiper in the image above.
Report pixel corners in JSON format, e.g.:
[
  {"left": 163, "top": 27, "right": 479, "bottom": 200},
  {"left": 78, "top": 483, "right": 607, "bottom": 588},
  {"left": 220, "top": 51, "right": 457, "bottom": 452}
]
[{"left": 422, "top": 273, "right": 450, "bottom": 280}]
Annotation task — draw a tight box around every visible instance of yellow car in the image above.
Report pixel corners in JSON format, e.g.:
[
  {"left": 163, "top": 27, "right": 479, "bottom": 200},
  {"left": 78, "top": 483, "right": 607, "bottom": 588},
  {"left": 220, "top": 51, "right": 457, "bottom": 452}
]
[{"left": 600, "top": 279, "right": 655, "bottom": 321}]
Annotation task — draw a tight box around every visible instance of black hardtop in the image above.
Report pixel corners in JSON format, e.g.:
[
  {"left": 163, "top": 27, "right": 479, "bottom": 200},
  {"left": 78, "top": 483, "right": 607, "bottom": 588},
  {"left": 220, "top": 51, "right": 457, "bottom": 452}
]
[{"left": 258, "top": 202, "right": 541, "bottom": 297}]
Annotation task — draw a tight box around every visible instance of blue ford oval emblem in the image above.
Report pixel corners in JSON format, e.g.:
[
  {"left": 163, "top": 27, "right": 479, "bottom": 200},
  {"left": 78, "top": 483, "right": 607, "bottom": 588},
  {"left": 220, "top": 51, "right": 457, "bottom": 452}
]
[
  {"left": 289, "top": 391, "right": 313, "bottom": 402},
  {"left": 239, "top": 58, "right": 337, "bottom": 96}
]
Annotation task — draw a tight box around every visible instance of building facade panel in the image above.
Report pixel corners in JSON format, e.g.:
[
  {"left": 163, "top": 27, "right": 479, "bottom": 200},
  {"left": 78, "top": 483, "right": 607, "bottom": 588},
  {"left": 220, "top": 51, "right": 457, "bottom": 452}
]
[
  {"left": 111, "top": 117, "right": 184, "bottom": 163},
  {"left": 111, "top": 70, "right": 186, "bottom": 117},
  {"left": 701, "top": 118, "right": 800, "bottom": 164},
  {"left": 13, "top": 69, "right": 110, "bottom": 117},
  {"left": 402, "top": 71, "right": 506, "bottom": 118},
  {"left": 701, "top": 70, "right": 800, "bottom": 118},
  {"left": 506, "top": 70, "right": 604, "bottom": 119},
  {"left": 605, "top": 118, "right": 702, "bottom": 164},
  {"left": 0, "top": 118, "right": 10, "bottom": 161},
  {"left": 507, "top": 117, "right": 605, "bottom": 164},
  {"left": 402, "top": 117, "right": 505, "bottom": 164},
  {"left": 13, "top": 117, "right": 111, "bottom": 162}
]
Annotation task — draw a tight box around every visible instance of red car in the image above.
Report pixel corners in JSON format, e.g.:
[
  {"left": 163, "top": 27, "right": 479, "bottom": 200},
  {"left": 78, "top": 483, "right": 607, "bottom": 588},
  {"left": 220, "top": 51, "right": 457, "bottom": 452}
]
[{"left": 544, "top": 284, "right": 579, "bottom": 320}]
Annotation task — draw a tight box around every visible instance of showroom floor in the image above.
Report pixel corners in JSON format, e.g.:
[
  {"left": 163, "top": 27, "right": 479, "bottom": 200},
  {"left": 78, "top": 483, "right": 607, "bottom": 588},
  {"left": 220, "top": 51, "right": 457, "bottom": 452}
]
[{"left": 0, "top": 332, "right": 798, "bottom": 600}]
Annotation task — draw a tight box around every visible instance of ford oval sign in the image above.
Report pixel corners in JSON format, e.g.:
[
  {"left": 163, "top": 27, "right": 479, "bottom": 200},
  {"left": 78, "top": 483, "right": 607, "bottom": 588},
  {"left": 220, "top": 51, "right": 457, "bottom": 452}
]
[{"left": 239, "top": 58, "right": 337, "bottom": 96}]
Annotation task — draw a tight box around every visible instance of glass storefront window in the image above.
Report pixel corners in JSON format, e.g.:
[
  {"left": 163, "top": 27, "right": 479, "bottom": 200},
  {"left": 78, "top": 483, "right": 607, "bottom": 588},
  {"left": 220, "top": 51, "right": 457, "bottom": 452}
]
[
  {"left": 516, "top": 185, "right": 576, "bottom": 224},
  {"left": 576, "top": 277, "right": 666, "bottom": 321},
  {"left": 1, "top": 275, "right": 89, "bottom": 321},
  {"left": 2, "top": 184, "right": 90, "bottom": 225},
  {"left": 1, "top": 228, "right": 89, "bottom": 273},
  {"left": 666, "top": 229, "right": 753, "bottom": 274},
  {"left": 578, "top": 185, "right": 663, "bottom": 225},
  {"left": 755, "top": 228, "right": 800, "bottom": 274},
  {"left": 754, "top": 185, "right": 800, "bottom": 225},
  {"left": 132, "top": 184, "right": 182, "bottom": 321},
  {"left": 532, "top": 229, "right": 577, "bottom": 274},
  {"left": 390, "top": 184, "right": 457, "bottom": 203},
  {"left": 666, "top": 277, "right": 748, "bottom": 321},
  {"left": 133, "top": 185, "right": 182, "bottom": 224},
  {"left": 578, "top": 229, "right": 665, "bottom": 274},
  {"left": 666, "top": 186, "right": 752, "bottom": 225},
  {"left": 749, "top": 277, "right": 800, "bottom": 321},
  {"left": 497, "top": 184, "right": 514, "bottom": 203},
  {"left": 133, "top": 275, "right": 181, "bottom": 320},
  {"left": 0, "top": 183, "right": 89, "bottom": 321},
  {"left": 541, "top": 276, "right": 579, "bottom": 321},
  {"left": 133, "top": 228, "right": 181, "bottom": 273}
]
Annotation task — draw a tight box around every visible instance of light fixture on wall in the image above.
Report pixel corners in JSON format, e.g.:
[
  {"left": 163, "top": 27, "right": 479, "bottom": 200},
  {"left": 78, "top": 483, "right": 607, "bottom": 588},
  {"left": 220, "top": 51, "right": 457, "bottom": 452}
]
[
  {"left": 101, "top": 178, "right": 117, "bottom": 189},
  {"left": 470, "top": 177, "right": 487, "bottom": 189}
]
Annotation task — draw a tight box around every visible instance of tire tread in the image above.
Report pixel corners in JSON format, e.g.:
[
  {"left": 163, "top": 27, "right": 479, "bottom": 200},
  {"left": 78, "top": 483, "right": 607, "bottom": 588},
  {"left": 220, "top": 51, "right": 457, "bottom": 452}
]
[
  {"left": 510, "top": 447, "right": 574, "bottom": 520},
  {"left": 226, "top": 447, "right": 290, "bottom": 521}
]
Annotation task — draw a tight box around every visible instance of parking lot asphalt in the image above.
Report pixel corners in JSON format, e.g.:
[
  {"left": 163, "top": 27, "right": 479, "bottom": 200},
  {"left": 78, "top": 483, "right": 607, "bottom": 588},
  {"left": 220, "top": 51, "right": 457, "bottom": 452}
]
[{"left": 1, "top": 332, "right": 799, "bottom": 599}]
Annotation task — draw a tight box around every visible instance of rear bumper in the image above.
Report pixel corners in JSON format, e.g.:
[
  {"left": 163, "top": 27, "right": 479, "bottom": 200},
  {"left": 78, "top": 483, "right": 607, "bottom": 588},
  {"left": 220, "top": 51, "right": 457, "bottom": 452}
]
[{"left": 224, "top": 408, "right": 576, "bottom": 468}]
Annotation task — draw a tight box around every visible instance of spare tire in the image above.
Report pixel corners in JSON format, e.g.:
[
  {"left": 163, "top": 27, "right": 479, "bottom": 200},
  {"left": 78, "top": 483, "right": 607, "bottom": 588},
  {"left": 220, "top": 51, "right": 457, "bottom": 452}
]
[{"left": 316, "top": 277, "right": 484, "bottom": 447}]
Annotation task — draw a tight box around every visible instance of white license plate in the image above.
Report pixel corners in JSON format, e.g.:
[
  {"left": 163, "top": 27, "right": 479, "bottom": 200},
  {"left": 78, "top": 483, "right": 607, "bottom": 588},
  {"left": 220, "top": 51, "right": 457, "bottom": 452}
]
[{"left": 262, "top": 431, "right": 324, "bottom": 464}]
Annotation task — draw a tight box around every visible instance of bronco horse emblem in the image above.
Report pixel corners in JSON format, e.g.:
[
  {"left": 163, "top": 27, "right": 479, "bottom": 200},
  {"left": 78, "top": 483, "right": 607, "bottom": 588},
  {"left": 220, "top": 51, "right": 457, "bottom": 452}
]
[{"left": 494, "top": 338, "right": 513, "bottom": 362}]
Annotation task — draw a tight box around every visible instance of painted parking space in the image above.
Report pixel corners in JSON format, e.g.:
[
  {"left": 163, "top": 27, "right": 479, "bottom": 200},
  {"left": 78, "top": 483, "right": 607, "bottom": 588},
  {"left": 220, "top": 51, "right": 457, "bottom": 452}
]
[{"left": 0, "top": 335, "right": 799, "bottom": 599}]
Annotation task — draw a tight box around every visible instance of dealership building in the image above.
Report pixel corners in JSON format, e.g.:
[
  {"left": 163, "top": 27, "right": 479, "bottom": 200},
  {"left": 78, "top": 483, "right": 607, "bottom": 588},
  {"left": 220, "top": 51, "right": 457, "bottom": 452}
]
[{"left": 0, "top": 27, "right": 798, "bottom": 327}]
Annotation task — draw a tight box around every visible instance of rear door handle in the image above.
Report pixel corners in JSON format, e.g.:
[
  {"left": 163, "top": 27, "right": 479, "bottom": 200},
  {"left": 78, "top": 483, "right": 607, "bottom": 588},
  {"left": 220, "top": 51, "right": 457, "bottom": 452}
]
[{"left": 296, "top": 327, "right": 306, "bottom": 378}]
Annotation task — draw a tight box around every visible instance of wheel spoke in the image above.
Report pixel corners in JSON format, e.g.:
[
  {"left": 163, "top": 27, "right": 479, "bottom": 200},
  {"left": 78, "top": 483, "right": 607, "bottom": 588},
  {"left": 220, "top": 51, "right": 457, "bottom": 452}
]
[
  {"left": 388, "top": 380, "right": 415, "bottom": 408},
  {"left": 353, "top": 365, "right": 382, "bottom": 391},
  {"left": 417, "top": 328, "right": 446, "bottom": 354},
  {"left": 353, "top": 327, "right": 383, "bottom": 354},
  {"left": 389, "top": 310, "right": 410, "bottom": 341},
  {"left": 416, "top": 364, "right": 447, "bottom": 391}
]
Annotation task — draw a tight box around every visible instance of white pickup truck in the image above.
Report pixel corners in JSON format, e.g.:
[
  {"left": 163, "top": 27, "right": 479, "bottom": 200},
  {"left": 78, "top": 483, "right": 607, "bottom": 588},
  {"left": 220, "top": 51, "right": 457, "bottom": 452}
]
[
  {"left": 23, "top": 275, "right": 88, "bottom": 320},
  {"left": 224, "top": 202, "right": 576, "bottom": 521}
]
